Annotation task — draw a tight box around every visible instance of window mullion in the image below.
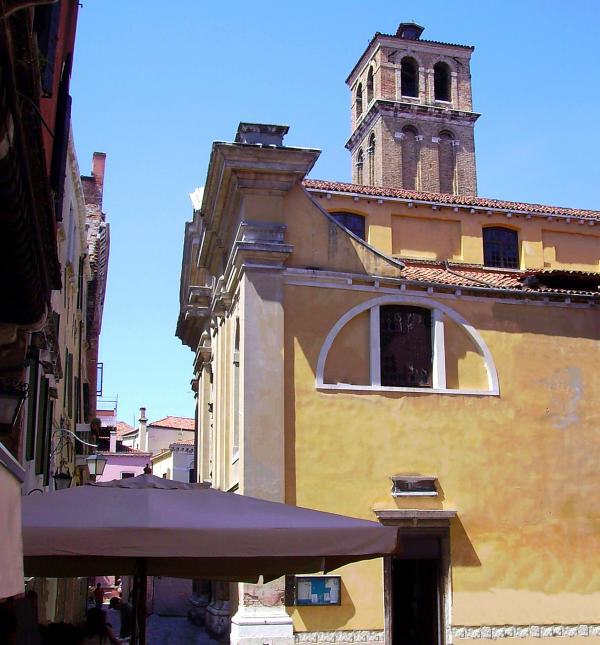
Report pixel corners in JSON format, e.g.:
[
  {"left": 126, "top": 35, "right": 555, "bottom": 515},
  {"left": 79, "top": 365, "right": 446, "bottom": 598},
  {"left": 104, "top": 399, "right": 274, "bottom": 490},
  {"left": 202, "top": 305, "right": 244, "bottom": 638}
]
[
  {"left": 370, "top": 306, "right": 381, "bottom": 387},
  {"left": 432, "top": 308, "right": 446, "bottom": 389}
]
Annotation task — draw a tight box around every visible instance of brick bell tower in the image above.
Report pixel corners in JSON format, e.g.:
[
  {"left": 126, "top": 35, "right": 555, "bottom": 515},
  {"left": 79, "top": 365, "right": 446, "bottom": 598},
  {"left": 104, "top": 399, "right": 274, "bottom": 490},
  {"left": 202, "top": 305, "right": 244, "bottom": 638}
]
[{"left": 345, "top": 22, "right": 480, "bottom": 196}]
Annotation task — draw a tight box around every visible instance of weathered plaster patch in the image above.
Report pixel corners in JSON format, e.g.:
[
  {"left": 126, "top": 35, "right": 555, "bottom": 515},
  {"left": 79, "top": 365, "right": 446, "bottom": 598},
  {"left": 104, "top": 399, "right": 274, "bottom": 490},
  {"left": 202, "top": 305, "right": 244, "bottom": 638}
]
[{"left": 542, "top": 367, "right": 583, "bottom": 430}]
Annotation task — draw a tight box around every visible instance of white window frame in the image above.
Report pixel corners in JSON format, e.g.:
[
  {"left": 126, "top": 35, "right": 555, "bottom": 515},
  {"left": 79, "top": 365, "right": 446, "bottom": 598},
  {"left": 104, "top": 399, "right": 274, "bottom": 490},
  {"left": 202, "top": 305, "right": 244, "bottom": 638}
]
[{"left": 316, "top": 295, "right": 499, "bottom": 396}]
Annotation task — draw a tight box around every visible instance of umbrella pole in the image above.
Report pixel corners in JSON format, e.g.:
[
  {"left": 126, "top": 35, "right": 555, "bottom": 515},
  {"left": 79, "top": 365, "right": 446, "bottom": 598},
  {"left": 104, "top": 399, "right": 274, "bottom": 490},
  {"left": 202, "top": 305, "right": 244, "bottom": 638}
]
[{"left": 132, "top": 560, "right": 147, "bottom": 645}]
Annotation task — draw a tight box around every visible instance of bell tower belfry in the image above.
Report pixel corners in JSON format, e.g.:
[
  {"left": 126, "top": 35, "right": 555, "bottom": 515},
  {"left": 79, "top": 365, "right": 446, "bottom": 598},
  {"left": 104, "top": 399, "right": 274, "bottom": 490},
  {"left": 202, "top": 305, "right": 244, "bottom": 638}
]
[{"left": 346, "top": 22, "right": 480, "bottom": 196}]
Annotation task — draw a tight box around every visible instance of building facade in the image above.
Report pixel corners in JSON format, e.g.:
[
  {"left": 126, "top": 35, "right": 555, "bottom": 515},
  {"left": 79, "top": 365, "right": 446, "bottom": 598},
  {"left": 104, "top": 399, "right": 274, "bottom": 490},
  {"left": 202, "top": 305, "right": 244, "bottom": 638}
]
[
  {"left": 176, "top": 21, "right": 599, "bottom": 645},
  {"left": 95, "top": 423, "right": 152, "bottom": 483},
  {"left": 0, "top": 0, "right": 81, "bottom": 602},
  {"left": 151, "top": 439, "right": 195, "bottom": 482},
  {"left": 120, "top": 408, "right": 195, "bottom": 455}
]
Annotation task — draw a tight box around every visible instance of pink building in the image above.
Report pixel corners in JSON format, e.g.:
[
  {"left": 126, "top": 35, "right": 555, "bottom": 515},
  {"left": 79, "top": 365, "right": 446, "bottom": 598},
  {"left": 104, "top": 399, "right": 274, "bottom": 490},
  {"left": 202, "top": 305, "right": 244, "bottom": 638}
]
[{"left": 96, "top": 425, "right": 151, "bottom": 482}]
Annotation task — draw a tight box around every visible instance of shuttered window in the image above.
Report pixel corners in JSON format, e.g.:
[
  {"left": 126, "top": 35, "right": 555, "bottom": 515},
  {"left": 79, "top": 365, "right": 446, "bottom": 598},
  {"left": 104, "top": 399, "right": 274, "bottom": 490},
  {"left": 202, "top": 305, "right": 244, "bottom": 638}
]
[
  {"left": 34, "top": 3, "right": 61, "bottom": 96},
  {"left": 35, "top": 378, "right": 49, "bottom": 475},
  {"left": 25, "top": 354, "right": 39, "bottom": 461}
]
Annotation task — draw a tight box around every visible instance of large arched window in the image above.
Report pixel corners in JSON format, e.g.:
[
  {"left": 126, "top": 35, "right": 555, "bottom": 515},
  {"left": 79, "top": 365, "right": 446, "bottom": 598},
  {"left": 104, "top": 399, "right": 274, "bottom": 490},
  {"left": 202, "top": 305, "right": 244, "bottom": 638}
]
[
  {"left": 434, "top": 62, "right": 451, "bottom": 102},
  {"left": 366, "top": 67, "right": 374, "bottom": 104},
  {"left": 438, "top": 130, "right": 456, "bottom": 194},
  {"left": 401, "top": 57, "right": 419, "bottom": 97},
  {"left": 401, "top": 126, "right": 419, "bottom": 190},
  {"left": 317, "top": 296, "right": 500, "bottom": 395},
  {"left": 356, "top": 148, "right": 364, "bottom": 184},
  {"left": 483, "top": 228, "right": 519, "bottom": 269},
  {"left": 367, "top": 132, "right": 376, "bottom": 185},
  {"left": 329, "top": 212, "right": 366, "bottom": 240},
  {"left": 356, "top": 83, "right": 363, "bottom": 120}
]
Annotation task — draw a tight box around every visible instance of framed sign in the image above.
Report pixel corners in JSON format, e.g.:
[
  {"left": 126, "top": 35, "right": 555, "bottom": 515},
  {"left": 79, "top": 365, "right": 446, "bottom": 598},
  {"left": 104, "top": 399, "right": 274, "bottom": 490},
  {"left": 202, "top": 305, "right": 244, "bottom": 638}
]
[{"left": 294, "top": 575, "right": 341, "bottom": 606}]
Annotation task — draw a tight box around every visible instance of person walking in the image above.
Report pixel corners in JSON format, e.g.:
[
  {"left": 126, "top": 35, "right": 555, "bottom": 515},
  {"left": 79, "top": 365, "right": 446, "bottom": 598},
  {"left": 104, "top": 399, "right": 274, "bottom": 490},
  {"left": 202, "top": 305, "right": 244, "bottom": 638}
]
[
  {"left": 81, "top": 608, "right": 119, "bottom": 644},
  {"left": 93, "top": 583, "right": 104, "bottom": 610},
  {"left": 107, "top": 597, "right": 132, "bottom": 641}
]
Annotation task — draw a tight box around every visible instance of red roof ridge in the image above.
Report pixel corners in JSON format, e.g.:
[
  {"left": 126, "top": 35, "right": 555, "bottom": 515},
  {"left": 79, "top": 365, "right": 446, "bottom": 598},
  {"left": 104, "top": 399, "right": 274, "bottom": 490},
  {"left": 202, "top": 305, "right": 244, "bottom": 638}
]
[
  {"left": 303, "top": 179, "right": 600, "bottom": 220},
  {"left": 148, "top": 416, "right": 195, "bottom": 430},
  {"left": 399, "top": 259, "right": 599, "bottom": 297}
]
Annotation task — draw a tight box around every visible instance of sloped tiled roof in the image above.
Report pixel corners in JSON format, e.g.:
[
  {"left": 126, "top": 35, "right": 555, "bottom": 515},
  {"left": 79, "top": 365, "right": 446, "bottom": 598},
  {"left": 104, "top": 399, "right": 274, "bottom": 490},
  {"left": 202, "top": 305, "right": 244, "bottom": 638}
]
[
  {"left": 400, "top": 261, "right": 599, "bottom": 297},
  {"left": 151, "top": 449, "right": 172, "bottom": 462},
  {"left": 149, "top": 416, "right": 195, "bottom": 431},
  {"left": 116, "top": 421, "right": 136, "bottom": 438},
  {"left": 303, "top": 179, "right": 600, "bottom": 221}
]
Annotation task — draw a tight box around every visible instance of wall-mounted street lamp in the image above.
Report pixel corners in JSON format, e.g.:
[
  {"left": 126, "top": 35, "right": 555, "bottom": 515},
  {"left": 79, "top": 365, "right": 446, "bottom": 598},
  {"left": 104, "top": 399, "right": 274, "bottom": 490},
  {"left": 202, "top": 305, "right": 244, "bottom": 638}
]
[
  {"left": 86, "top": 453, "right": 107, "bottom": 478},
  {"left": 52, "top": 467, "right": 73, "bottom": 491},
  {"left": 0, "top": 382, "right": 27, "bottom": 434},
  {"left": 51, "top": 428, "right": 101, "bottom": 486}
]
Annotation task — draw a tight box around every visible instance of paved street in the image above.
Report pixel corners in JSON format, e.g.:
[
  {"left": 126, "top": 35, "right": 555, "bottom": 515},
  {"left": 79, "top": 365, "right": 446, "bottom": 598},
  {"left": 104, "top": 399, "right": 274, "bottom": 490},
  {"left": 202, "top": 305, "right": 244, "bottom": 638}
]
[{"left": 147, "top": 614, "right": 219, "bottom": 645}]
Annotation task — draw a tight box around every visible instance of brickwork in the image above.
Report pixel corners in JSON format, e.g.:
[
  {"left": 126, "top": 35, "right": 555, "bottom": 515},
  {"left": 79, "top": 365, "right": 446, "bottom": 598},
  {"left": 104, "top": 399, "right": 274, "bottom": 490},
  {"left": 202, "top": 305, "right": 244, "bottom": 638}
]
[
  {"left": 368, "top": 116, "right": 477, "bottom": 195},
  {"left": 347, "top": 25, "right": 479, "bottom": 196}
]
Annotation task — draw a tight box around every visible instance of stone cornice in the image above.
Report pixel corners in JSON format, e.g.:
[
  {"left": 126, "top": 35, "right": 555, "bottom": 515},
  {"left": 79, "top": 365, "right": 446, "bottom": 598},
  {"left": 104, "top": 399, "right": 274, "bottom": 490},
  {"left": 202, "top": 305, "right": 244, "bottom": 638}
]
[
  {"left": 198, "top": 142, "right": 319, "bottom": 274},
  {"left": 346, "top": 99, "right": 480, "bottom": 151},
  {"left": 346, "top": 32, "right": 474, "bottom": 87},
  {"left": 177, "top": 141, "right": 317, "bottom": 349}
]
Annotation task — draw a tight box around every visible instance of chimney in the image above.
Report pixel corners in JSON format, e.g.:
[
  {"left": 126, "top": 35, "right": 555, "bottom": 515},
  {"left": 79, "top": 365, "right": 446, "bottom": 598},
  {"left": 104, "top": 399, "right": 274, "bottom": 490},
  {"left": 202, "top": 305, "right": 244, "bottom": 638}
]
[
  {"left": 109, "top": 428, "right": 117, "bottom": 453},
  {"left": 235, "top": 122, "right": 289, "bottom": 147},
  {"left": 91, "top": 152, "right": 106, "bottom": 207},
  {"left": 139, "top": 407, "right": 148, "bottom": 452}
]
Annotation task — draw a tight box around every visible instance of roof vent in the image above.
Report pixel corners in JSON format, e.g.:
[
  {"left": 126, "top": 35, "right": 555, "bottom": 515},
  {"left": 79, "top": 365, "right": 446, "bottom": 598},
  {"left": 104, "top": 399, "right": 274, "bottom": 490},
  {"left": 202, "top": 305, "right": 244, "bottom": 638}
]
[
  {"left": 235, "top": 123, "right": 290, "bottom": 147},
  {"left": 396, "top": 22, "right": 425, "bottom": 40}
]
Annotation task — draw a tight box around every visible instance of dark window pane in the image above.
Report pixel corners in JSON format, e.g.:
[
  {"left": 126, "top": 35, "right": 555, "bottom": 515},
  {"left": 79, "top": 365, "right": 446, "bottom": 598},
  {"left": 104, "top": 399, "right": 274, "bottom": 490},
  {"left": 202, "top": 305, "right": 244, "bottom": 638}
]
[
  {"left": 356, "top": 83, "right": 363, "bottom": 119},
  {"left": 483, "top": 228, "right": 519, "bottom": 268},
  {"left": 434, "top": 62, "right": 450, "bottom": 101},
  {"left": 367, "top": 68, "right": 374, "bottom": 104},
  {"left": 380, "top": 306, "right": 432, "bottom": 387},
  {"left": 401, "top": 57, "right": 418, "bottom": 97},
  {"left": 121, "top": 472, "right": 135, "bottom": 479},
  {"left": 330, "top": 212, "right": 366, "bottom": 240}
]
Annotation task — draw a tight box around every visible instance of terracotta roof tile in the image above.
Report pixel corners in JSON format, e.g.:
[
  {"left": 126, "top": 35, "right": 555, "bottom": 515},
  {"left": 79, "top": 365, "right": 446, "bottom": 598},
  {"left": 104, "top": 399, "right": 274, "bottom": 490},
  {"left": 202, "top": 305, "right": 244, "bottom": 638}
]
[
  {"left": 115, "top": 421, "right": 135, "bottom": 438},
  {"left": 399, "top": 261, "right": 599, "bottom": 297},
  {"left": 149, "top": 416, "right": 195, "bottom": 431},
  {"left": 303, "top": 179, "right": 600, "bottom": 221}
]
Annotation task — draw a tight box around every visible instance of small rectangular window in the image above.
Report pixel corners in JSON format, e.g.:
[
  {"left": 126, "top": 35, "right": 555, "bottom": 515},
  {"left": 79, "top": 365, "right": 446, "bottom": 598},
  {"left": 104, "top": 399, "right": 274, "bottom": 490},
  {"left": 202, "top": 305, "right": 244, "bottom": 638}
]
[
  {"left": 121, "top": 472, "right": 135, "bottom": 479},
  {"left": 380, "top": 306, "right": 432, "bottom": 387},
  {"left": 483, "top": 227, "right": 519, "bottom": 269},
  {"left": 330, "top": 212, "right": 366, "bottom": 240}
]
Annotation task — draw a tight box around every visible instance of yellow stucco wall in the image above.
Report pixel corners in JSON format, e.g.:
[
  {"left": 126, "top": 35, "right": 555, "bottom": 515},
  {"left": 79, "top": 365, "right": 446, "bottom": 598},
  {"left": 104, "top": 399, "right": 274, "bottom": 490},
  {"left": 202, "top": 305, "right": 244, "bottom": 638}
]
[
  {"left": 284, "top": 285, "right": 600, "bottom": 630},
  {"left": 312, "top": 192, "right": 600, "bottom": 270}
]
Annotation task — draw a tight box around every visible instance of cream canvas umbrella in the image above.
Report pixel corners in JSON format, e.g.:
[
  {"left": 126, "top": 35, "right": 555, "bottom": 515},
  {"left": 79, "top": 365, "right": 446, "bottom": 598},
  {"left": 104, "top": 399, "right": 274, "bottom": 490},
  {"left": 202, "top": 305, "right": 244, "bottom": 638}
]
[{"left": 22, "top": 474, "right": 399, "bottom": 643}]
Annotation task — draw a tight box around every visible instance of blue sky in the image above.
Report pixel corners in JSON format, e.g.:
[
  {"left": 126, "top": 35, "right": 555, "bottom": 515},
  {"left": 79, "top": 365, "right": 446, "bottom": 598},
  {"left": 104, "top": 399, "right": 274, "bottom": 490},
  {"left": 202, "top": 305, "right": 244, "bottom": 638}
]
[{"left": 70, "top": 0, "right": 600, "bottom": 427}]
